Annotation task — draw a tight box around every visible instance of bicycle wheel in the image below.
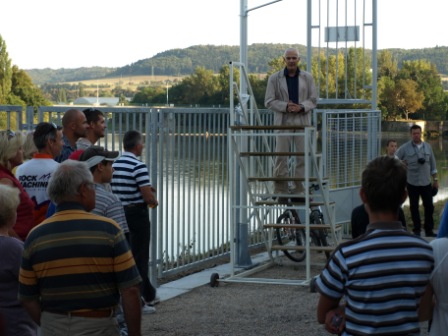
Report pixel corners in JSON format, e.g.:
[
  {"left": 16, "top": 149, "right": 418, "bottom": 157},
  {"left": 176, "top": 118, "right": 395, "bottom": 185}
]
[
  {"left": 310, "top": 209, "right": 330, "bottom": 260},
  {"left": 275, "top": 209, "right": 306, "bottom": 262}
]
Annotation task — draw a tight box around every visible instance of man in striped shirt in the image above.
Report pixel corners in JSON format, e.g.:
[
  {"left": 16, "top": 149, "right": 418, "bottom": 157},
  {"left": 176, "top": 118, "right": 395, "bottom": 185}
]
[
  {"left": 316, "top": 156, "right": 434, "bottom": 335},
  {"left": 111, "top": 130, "right": 158, "bottom": 314},
  {"left": 18, "top": 160, "right": 142, "bottom": 336},
  {"left": 78, "top": 145, "right": 130, "bottom": 241}
]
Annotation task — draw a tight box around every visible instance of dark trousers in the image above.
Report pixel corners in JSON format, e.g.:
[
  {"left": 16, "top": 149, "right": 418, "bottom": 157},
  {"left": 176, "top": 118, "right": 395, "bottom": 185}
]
[
  {"left": 407, "top": 183, "right": 434, "bottom": 233},
  {"left": 124, "top": 205, "right": 156, "bottom": 302}
]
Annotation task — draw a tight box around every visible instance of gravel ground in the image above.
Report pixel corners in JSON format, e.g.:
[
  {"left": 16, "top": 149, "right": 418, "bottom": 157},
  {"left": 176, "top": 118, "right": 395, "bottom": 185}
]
[{"left": 141, "top": 254, "right": 430, "bottom": 335}]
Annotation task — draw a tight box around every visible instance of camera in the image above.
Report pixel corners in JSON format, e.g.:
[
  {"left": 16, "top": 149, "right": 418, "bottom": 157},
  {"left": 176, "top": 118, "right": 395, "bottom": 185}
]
[
  {"left": 418, "top": 158, "right": 425, "bottom": 164},
  {"left": 331, "top": 314, "right": 343, "bottom": 329}
]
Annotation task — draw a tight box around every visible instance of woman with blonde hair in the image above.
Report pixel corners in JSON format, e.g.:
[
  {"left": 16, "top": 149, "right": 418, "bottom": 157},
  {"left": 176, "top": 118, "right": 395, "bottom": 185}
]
[
  {"left": 22, "top": 131, "right": 37, "bottom": 160},
  {"left": 0, "top": 130, "right": 34, "bottom": 240},
  {"left": 0, "top": 184, "right": 38, "bottom": 335}
]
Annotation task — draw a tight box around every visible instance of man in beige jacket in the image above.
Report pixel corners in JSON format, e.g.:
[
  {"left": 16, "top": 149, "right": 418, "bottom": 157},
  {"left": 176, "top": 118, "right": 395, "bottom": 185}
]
[{"left": 264, "top": 47, "right": 317, "bottom": 202}]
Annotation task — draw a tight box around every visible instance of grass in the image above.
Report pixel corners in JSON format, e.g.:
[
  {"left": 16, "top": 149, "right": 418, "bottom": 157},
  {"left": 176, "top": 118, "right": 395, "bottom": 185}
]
[{"left": 402, "top": 199, "right": 446, "bottom": 232}]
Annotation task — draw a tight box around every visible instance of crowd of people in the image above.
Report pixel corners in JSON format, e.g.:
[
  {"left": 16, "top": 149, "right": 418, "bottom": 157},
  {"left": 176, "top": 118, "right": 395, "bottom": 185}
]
[
  {"left": 1, "top": 47, "right": 448, "bottom": 336},
  {"left": 0, "top": 108, "right": 158, "bottom": 336}
]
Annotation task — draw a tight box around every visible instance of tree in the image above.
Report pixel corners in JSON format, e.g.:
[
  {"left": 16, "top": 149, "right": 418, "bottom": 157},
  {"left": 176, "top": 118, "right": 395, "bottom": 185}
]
[
  {"left": 377, "top": 50, "right": 398, "bottom": 78},
  {"left": 0, "top": 35, "right": 12, "bottom": 104},
  {"left": 78, "top": 82, "right": 85, "bottom": 97},
  {"left": 398, "top": 60, "right": 446, "bottom": 120},
  {"left": 173, "top": 67, "right": 219, "bottom": 105},
  {"left": 395, "top": 79, "right": 424, "bottom": 120},
  {"left": 378, "top": 76, "right": 398, "bottom": 120},
  {"left": 131, "top": 86, "right": 165, "bottom": 105},
  {"left": 11, "top": 66, "right": 49, "bottom": 106},
  {"left": 57, "top": 88, "right": 67, "bottom": 103}
]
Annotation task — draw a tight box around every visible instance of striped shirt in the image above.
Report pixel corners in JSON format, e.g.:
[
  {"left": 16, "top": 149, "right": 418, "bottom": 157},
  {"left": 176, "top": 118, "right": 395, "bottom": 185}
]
[
  {"left": 111, "top": 152, "right": 151, "bottom": 206},
  {"left": 18, "top": 202, "right": 141, "bottom": 312},
  {"left": 92, "top": 183, "right": 129, "bottom": 233},
  {"left": 316, "top": 221, "right": 434, "bottom": 336}
]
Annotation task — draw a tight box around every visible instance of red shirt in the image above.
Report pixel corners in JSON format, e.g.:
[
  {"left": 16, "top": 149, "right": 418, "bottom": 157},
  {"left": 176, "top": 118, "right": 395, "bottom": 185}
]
[{"left": 0, "top": 165, "right": 35, "bottom": 240}]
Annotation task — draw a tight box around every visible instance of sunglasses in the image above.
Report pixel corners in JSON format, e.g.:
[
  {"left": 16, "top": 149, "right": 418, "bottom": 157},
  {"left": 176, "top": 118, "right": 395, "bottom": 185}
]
[{"left": 6, "top": 129, "right": 15, "bottom": 140}]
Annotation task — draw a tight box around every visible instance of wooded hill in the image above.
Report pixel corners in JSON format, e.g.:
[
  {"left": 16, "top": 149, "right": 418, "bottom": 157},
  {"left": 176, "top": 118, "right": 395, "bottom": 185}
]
[{"left": 25, "top": 44, "right": 448, "bottom": 85}]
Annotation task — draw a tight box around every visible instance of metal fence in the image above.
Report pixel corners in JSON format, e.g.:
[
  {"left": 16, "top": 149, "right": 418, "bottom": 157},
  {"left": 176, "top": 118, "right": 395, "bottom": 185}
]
[
  {"left": 0, "top": 105, "right": 380, "bottom": 282},
  {"left": 317, "top": 109, "right": 381, "bottom": 189}
]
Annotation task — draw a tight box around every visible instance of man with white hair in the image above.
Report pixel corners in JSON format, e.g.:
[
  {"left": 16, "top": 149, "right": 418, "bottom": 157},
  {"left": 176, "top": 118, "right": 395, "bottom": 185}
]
[
  {"left": 19, "top": 160, "right": 142, "bottom": 336},
  {"left": 265, "top": 47, "right": 317, "bottom": 203}
]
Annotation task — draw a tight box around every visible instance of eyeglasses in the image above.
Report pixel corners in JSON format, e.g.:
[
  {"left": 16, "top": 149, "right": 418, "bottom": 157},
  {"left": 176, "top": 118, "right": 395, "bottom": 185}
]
[
  {"left": 41, "top": 122, "right": 59, "bottom": 140},
  {"left": 6, "top": 130, "right": 15, "bottom": 140},
  {"left": 285, "top": 57, "right": 298, "bottom": 61},
  {"left": 85, "top": 181, "right": 95, "bottom": 189},
  {"left": 80, "top": 181, "right": 95, "bottom": 191}
]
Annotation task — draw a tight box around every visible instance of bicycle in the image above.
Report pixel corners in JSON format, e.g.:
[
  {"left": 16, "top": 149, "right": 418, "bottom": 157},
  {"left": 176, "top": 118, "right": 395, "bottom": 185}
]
[{"left": 274, "top": 184, "right": 330, "bottom": 262}]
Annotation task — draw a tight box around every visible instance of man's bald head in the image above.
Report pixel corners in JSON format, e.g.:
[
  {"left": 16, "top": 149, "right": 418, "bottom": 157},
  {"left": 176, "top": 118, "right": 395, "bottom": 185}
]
[{"left": 62, "top": 109, "right": 84, "bottom": 128}]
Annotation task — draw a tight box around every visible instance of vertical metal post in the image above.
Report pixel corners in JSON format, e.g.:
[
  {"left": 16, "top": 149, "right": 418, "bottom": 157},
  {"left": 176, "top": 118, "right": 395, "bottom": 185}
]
[
  {"left": 307, "top": 0, "right": 312, "bottom": 72},
  {"left": 371, "top": 0, "right": 378, "bottom": 109},
  {"left": 148, "top": 108, "right": 159, "bottom": 286},
  {"left": 240, "top": 0, "right": 248, "bottom": 95}
]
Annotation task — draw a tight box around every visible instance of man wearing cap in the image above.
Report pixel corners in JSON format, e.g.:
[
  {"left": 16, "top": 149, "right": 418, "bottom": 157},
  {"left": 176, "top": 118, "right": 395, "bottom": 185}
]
[
  {"left": 76, "top": 108, "right": 107, "bottom": 150},
  {"left": 16, "top": 122, "right": 63, "bottom": 225},
  {"left": 78, "top": 145, "right": 131, "bottom": 334},
  {"left": 265, "top": 47, "right": 317, "bottom": 204},
  {"left": 78, "top": 146, "right": 130, "bottom": 241},
  {"left": 111, "top": 130, "right": 158, "bottom": 314}
]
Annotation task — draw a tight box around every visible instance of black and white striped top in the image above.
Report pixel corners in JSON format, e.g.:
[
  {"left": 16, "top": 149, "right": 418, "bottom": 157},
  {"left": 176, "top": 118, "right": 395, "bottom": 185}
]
[
  {"left": 111, "top": 152, "right": 151, "bottom": 206},
  {"left": 316, "top": 221, "right": 434, "bottom": 335}
]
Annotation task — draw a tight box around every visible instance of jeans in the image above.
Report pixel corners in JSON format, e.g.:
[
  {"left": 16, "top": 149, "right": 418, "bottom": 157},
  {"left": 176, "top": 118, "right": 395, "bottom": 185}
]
[
  {"left": 124, "top": 205, "right": 156, "bottom": 302},
  {"left": 407, "top": 183, "right": 434, "bottom": 233}
]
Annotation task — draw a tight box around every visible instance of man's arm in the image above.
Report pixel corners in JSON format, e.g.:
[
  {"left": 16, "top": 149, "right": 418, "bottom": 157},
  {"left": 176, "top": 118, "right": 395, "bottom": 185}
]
[
  {"left": 429, "top": 147, "right": 438, "bottom": 188},
  {"left": 317, "top": 294, "right": 345, "bottom": 334},
  {"left": 21, "top": 299, "right": 41, "bottom": 325},
  {"left": 121, "top": 285, "right": 142, "bottom": 336},
  {"left": 317, "top": 293, "right": 341, "bottom": 324},
  {"left": 264, "top": 74, "right": 288, "bottom": 113},
  {"left": 418, "top": 284, "right": 434, "bottom": 321},
  {"left": 140, "top": 185, "right": 158, "bottom": 208}
]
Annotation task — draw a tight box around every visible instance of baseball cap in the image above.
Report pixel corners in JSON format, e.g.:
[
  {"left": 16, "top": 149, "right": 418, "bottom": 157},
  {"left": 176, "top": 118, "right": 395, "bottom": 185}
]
[{"left": 79, "top": 145, "right": 119, "bottom": 168}]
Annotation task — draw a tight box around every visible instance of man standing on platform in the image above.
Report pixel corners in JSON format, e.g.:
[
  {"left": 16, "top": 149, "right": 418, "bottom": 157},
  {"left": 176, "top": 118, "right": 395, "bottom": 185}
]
[
  {"left": 396, "top": 124, "right": 438, "bottom": 237},
  {"left": 111, "top": 130, "right": 159, "bottom": 314},
  {"left": 264, "top": 47, "right": 317, "bottom": 203}
]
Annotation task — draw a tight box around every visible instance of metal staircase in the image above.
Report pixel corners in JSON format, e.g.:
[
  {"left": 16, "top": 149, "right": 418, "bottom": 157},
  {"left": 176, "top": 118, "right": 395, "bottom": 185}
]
[{"left": 225, "top": 62, "right": 342, "bottom": 286}]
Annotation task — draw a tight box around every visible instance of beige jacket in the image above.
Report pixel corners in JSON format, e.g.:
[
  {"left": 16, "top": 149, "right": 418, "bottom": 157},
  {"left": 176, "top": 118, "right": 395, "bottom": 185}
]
[{"left": 264, "top": 69, "right": 317, "bottom": 126}]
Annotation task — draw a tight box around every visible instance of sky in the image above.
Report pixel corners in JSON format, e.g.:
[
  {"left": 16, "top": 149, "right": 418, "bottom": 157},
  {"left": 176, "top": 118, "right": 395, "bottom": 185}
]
[{"left": 1, "top": 0, "right": 447, "bottom": 70}]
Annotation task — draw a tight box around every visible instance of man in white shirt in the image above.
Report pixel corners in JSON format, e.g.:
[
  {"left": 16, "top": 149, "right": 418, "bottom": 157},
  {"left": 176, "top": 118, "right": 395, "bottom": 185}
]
[{"left": 16, "top": 122, "right": 63, "bottom": 225}]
